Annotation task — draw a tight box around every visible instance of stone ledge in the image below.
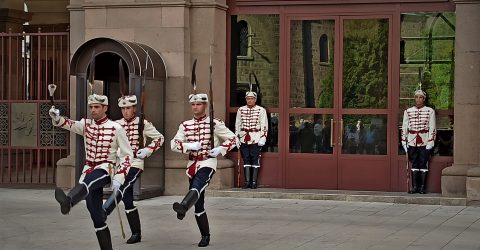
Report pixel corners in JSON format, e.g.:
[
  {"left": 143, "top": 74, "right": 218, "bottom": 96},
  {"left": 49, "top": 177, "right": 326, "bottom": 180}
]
[
  {"left": 442, "top": 164, "right": 473, "bottom": 176},
  {"left": 467, "top": 166, "right": 480, "bottom": 177},
  {"left": 207, "top": 188, "right": 467, "bottom": 206}
]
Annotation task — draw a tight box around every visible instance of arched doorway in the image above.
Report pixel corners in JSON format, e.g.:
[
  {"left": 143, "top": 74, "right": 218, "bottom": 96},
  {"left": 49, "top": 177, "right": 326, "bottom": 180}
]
[{"left": 70, "top": 37, "right": 167, "bottom": 199}]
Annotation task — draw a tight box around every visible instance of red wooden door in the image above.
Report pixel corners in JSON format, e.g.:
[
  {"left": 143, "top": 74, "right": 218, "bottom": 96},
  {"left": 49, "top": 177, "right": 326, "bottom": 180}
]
[{"left": 285, "top": 15, "right": 393, "bottom": 191}]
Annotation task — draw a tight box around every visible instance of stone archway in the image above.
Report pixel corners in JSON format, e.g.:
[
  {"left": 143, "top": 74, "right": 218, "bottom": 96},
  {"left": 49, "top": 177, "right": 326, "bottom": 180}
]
[{"left": 61, "top": 37, "right": 167, "bottom": 199}]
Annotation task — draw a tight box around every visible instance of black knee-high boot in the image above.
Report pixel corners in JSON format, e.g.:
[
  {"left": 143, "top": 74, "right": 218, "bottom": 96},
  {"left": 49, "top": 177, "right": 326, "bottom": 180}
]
[
  {"left": 418, "top": 171, "right": 428, "bottom": 194},
  {"left": 125, "top": 208, "right": 142, "bottom": 244},
  {"left": 195, "top": 212, "right": 210, "bottom": 247},
  {"left": 408, "top": 171, "right": 419, "bottom": 194},
  {"left": 242, "top": 166, "right": 251, "bottom": 189},
  {"left": 173, "top": 190, "right": 199, "bottom": 220},
  {"left": 95, "top": 226, "right": 113, "bottom": 250},
  {"left": 251, "top": 167, "right": 259, "bottom": 189},
  {"left": 55, "top": 184, "right": 88, "bottom": 215}
]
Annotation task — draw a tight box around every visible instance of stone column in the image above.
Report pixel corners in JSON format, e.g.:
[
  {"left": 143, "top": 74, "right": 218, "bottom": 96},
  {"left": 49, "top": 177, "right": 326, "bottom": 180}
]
[
  {"left": 165, "top": 0, "right": 232, "bottom": 195},
  {"left": 188, "top": 0, "right": 233, "bottom": 192},
  {"left": 441, "top": 0, "right": 480, "bottom": 198}
]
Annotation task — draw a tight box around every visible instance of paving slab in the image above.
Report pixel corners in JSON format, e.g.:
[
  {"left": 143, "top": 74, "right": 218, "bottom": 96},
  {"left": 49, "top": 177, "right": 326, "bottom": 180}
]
[
  {"left": 1, "top": 188, "right": 480, "bottom": 250},
  {"left": 207, "top": 189, "right": 467, "bottom": 206}
]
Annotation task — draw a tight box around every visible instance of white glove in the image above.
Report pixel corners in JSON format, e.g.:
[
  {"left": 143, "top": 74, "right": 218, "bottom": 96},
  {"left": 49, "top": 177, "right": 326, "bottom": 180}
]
[
  {"left": 258, "top": 138, "right": 266, "bottom": 147},
  {"left": 236, "top": 135, "right": 241, "bottom": 148},
  {"left": 426, "top": 144, "right": 433, "bottom": 150},
  {"left": 136, "top": 148, "right": 152, "bottom": 159},
  {"left": 209, "top": 147, "right": 223, "bottom": 157},
  {"left": 402, "top": 144, "right": 408, "bottom": 153},
  {"left": 184, "top": 142, "right": 202, "bottom": 151},
  {"left": 49, "top": 106, "right": 60, "bottom": 122},
  {"left": 111, "top": 179, "right": 122, "bottom": 191}
]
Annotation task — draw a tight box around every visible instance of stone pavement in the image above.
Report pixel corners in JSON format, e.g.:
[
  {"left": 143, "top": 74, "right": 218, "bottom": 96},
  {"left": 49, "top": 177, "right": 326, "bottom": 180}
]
[{"left": 1, "top": 188, "right": 480, "bottom": 250}]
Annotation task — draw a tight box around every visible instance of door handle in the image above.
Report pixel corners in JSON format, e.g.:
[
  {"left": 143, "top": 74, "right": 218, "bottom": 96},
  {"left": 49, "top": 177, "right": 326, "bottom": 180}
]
[
  {"left": 330, "top": 119, "right": 334, "bottom": 147},
  {"left": 339, "top": 119, "right": 344, "bottom": 146}
]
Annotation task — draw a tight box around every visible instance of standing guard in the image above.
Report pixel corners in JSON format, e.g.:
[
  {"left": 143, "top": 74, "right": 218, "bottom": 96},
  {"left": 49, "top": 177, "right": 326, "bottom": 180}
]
[
  {"left": 170, "top": 92, "right": 236, "bottom": 247},
  {"left": 102, "top": 94, "right": 164, "bottom": 244},
  {"left": 50, "top": 94, "right": 133, "bottom": 250},
  {"left": 402, "top": 89, "right": 436, "bottom": 194},
  {"left": 235, "top": 78, "right": 268, "bottom": 189}
]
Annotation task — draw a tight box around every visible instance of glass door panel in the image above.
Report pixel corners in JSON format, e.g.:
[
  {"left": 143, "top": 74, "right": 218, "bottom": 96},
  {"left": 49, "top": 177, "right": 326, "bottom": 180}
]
[
  {"left": 290, "top": 20, "right": 335, "bottom": 109},
  {"left": 289, "top": 113, "right": 334, "bottom": 154},
  {"left": 338, "top": 17, "right": 391, "bottom": 191},
  {"left": 342, "top": 18, "right": 389, "bottom": 109},
  {"left": 341, "top": 114, "right": 388, "bottom": 155},
  {"left": 286, "top": 17, "right": 338, "bottom": 189}
]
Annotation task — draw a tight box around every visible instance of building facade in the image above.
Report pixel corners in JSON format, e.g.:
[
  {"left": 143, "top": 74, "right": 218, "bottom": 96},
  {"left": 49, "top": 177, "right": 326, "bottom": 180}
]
[{"left": 0, "top": 0, "right": 479, "bottom": 200}]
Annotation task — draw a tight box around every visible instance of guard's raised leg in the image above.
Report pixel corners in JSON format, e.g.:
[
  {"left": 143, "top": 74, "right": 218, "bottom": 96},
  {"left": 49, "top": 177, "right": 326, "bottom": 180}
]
[
  {"left": 55, "top": 183, "right": 87, "bottom": 215},
  {"left": 173, "top": 189, "right": 199, "bottom": 220}
]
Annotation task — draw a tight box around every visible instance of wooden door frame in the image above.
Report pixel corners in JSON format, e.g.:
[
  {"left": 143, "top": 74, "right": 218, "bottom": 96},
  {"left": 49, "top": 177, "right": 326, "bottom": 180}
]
[{"left": 225, "top": 0, "right": 455, "bottom": 190}]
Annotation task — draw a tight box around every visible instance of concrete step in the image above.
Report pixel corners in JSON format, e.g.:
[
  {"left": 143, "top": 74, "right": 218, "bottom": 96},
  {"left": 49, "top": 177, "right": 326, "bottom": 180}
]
[{"left": 207, "top": 188, "right": 467, "bottom": 206}]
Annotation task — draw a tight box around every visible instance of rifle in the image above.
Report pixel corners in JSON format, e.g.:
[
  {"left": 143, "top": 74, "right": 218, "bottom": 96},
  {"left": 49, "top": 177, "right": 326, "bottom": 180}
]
[
  {"left": 138, "top": 52, "right": 150, "bottom": 148},
  {"left": 191, "top": 59, "right": 197, "bottom": 94},
  {"left": 406, "top": 152, "right": 410, "bottom": 193},
  {"left": 48, "top": 83, "right": 57, "bottom": 143},
  {"left": 209, "top": 45, "right": 214, "bottom": 149},
  {"left": 237, "top": 149, "right": 241, "bottom": 187},
  {"left": 118, "top": 59, "right": 128, "bottom": 97},
  {"left": 88, "top": 50, "right": 95, "bottom": 95},
  {"left": 114, "top": 189, "right": 126, "bottom": 239}
]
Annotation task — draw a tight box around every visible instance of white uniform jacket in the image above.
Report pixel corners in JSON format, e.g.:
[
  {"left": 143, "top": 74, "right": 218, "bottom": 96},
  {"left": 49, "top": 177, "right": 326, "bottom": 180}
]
[
  {"left": 235, "top": 105, "right": 268, "bottom": 145},
  {"left": 116, "top": 117, "right": 164, "bottom": 170},
  {"left": 170, "top": 115, "right": 236, "bottom": 178},
  {"left": 401, "top": 106, "right": 436, "bottom": 148},
  {"left": 54, "top": 116, "right": 134, "bottom": 184}
]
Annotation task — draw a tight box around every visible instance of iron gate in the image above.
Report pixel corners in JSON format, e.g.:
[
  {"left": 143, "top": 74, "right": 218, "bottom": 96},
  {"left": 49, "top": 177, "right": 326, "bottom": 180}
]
[{"left": 0, "top": 28, "right": 69, "bottom": 185}]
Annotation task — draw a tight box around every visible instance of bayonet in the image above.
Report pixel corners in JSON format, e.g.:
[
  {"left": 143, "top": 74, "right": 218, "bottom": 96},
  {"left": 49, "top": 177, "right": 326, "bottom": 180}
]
[{"left": 209, "top": 45, "right": 215, "bottom": 149}]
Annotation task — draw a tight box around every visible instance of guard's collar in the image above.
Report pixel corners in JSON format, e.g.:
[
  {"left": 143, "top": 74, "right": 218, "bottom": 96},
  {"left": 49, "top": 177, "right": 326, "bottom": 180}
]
[
  {"left": 124, "top": 116, "right": 136, "bottom": 123},
  {"left": 194, "top": 114, "right": 207, "bottom": 122},
  {"left": 95, "top": 116, "right": 108, "bottom": 125}
]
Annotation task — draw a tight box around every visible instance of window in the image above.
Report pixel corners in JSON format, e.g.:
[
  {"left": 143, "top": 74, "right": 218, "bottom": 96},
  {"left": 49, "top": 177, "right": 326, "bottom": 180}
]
[
  {"left": 399, "top": 12, "right": 455, "bottom": 156},
  {"left": 319, "top": 34, "right": 329, "bottom": 63},
  {"left": 230, "top": 15, "right": 280, "bottom": 108},
  {"left": 290, "top": 20, "right": 335, "bottom": 108},
  {"left": 230, "top": 14, "right": 280, "bottom": 152},
  {"left": 237, "top": 20, "right": 251, "bottom": 58}
]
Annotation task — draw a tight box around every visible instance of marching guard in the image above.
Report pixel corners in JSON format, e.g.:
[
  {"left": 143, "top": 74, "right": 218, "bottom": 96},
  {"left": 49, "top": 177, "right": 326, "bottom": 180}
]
[
  {"left": 102, "top": 94, "right": 164, "bottom": 244},
  {"left": 235, "top": 84, "right": 268, "bottom": 189},
  {"left": 50, "top": 94, "right": 133, "bottom": 250},
  {"left": 402, "top": 89, "right": 436, "bottom": 194},
  {"left": 171, "top": 92, "right": 236, "bottom": 247}
]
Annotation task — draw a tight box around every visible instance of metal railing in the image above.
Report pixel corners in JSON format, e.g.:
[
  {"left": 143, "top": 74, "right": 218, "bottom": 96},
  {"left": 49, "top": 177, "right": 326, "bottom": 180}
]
[{"left": 0, "top": 28, "right": 69, "bottom": 185}]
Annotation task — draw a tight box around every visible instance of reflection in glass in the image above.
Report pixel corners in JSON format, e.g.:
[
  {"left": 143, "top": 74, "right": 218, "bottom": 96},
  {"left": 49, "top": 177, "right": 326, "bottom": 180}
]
[
  {"left": 290, "top": 20, "right": 335, "bottom": 108},
  {"left": 342, "top": 115, "right": 387, "bottom": 155},
  {"left": 230, "top": 14, "right": 280, "bottom": 108},
  {"left": 400, "top": 12, "right": 455, "bottom": 110},
  {"left": 399, "top": 12, "right": 454, "bottom": 156},
  {"left": 343, "top": 19, "right": 389, "bottom": 109},
  {"left": 228, "top": 112, "right": 279, "bottom": 153},
  {"left": 289, "top": 114, "right": 333, "bottom": 154},
  {"left": 397, "top": 113, "right": 453, "bottom": 156}
]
